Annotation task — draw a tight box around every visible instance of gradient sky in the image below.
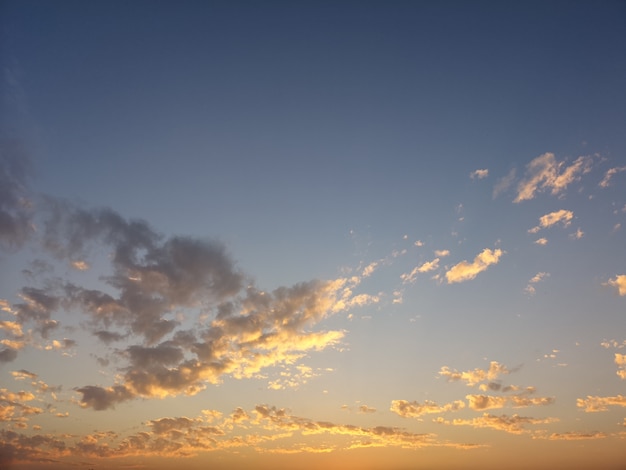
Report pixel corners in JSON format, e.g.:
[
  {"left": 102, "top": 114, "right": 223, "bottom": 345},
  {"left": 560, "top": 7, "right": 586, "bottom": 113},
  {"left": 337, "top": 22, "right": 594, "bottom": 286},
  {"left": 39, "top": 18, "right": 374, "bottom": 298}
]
[{"left": 1, "top": 1, "right": 626, "bottom": 469}]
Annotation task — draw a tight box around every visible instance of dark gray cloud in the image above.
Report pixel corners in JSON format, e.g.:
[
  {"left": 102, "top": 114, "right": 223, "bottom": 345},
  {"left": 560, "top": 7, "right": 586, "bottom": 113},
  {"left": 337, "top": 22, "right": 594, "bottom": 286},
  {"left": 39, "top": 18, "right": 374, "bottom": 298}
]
[
  {"left": 0, "top": 348, "right": 18, "bottom": 363},
  {"left": 74, "top": 385, "right": 134, "bottom": 411},
  {"left": 93, "top": 330, "right": 126, "bottom": 344}
]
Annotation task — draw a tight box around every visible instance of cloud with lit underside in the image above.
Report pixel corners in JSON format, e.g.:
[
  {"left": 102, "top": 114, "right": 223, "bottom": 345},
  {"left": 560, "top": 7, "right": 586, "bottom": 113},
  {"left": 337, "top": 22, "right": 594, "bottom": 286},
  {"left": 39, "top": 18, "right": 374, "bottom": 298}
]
[
  {"left": 0, "top": 403, "right": 482, "bottom": 465},
  {"left": 444, "top": 248, "right": 503, "bottom": 284},
  {"left": 576, "top": 395, "right": 626, "bottom": 412},
  {"left": 439, "top": 361, "right": 513, "bottom": 386},
  {"left": 0, "top": 153, "right": 381, "bottom": 408},
  {"left": 390, "top": 399, "right": 465, "bottom": 418}
]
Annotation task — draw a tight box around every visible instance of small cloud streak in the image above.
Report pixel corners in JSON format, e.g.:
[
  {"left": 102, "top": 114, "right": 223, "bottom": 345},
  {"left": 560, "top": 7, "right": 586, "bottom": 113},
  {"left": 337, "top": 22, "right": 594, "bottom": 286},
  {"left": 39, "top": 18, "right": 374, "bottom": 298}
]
[
  {"left": 599, "top": 166, "right": 626, "bottom": 188},
  {"left": 525, "top": 272, "right": 549, "bottom": 295},
  {"left": 470, "top": 169, "right": 489, "bottom": 180},
  {"left": 445, "top": 248, "right": 503, "bottom": 284},
  {"left": 439, "top": 362, "right": 513, "bottom": 386}
]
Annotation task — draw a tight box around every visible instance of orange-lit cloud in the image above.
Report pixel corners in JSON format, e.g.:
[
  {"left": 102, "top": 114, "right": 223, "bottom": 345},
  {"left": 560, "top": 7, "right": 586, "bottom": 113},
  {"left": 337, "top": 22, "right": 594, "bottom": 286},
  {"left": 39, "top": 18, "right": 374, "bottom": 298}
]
[
  {"left": 607, "top": 275, "right": 626, "bottom": 296},
  {"left": 465, "top": 393, "right": 554, "bottom": 410},
  {"left": 442, "top": 412, "right": 557, "bottom": 434},
  {"left": 576, "top": 395, "right": 626, "bottom": 412},
  {"left": 391, "top": 399, "right": 465, "bottom": 417},
  {"left": 401, "top": 258, "right": 441, "bottom": 284},
  {"left": 439, "top": 361, "right": 513, "bottom": 386},
  {"left": 543, "top": 431, "right": 606, "bottom": 440},
  {"left": 514, "top": 153, "right": 593, "bottom": 202},
  {"left": 470, "top": 169, "right": 489, "bottom": 180},
  {"left": 528, "top": 209, "right": 574, "bottom": 233},
  {"left": 445, "top": 248, "right": 503, "bottom": 284},
  {"left": 525, "top": 272, "right": 549, "bottom": 295}
]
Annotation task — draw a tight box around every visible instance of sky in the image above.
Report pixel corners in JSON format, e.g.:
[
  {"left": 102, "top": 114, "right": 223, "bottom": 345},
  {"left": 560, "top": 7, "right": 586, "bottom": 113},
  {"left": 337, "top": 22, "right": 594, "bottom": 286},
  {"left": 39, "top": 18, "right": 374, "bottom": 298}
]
[{"left": 1, "top": 1, "right": 626, "bottom": 469}]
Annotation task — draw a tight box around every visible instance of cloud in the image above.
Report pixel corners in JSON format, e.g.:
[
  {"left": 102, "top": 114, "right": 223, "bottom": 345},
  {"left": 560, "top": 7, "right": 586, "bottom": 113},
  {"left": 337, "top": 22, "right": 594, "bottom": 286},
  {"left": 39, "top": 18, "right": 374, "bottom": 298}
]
[
  {"left": 434, "top": 249, "right": 450, "bottom": 257},
  {"left": 470, "top": 169, "right": 488, "bottom": 180},
  {"left": 73, "top": 274, "right": 376, "bottom": 408},
  {"left": 0, "top": 402, "right": 480, "bottom": 465},
  {"left": 569, "top": 227, "right": 584, "bottom": 240},
  {"left": 528, "top": 209, "right": 574, "bottom": 233},
  {"left": 75, "top": 385, "right": 135, "bottom": 411},
  {"left": 358, "top": 405, "right": 377, "bottom": 414},
  {"left": 615, "top": 354, "right": 626, "bottom": 380},
  {"left": 545, "top": 431, "right": 606, "bottom": 440},
  {"left": 525, "top": 272, "right": 549, "bottom": 295},
  {"left": 445, "top": 412, "right": 557, "bottom": 434},
  {"left": 599, "top": 166, "right": 626, "bottom": 188},
  {"left": 514, "top": 153, "right": 593, "bottom": 202},
  {"left": 607, "top": 275, "right": 626, "bottom": 296},
  {"left": 390, "top": 399, "right": 465, "bottom": 418},
  {"left": 601, "top": 339, "right": 626, "bottom": 349},
  {"left": 465, "top": 393, "right": 554, "bottom": 410},
  {"left": 439, "top": 361, "right": 513, "bottom": 386},
  {"left": 534, "top": 238, "right": 548, "bottom": 245},
  {"left": 576, "top": 395, "right": 626, "bottom": 412},
  {"left": 445, "top": 248, "right": 503, "bottom": 284},
  {"left": 401, "top": 258, "right": 441, "bottom": 284}
]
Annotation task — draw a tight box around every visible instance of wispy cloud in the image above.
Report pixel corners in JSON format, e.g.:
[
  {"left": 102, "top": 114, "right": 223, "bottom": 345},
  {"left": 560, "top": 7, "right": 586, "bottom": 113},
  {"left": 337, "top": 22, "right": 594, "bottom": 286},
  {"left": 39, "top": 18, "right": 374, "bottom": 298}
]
[
  {"left": 445, "top": 248, "right": 503, "bottom": 284},
  {"left": 544, "top": 431, "right": 606, "bottom": 440},
  {"left": 493, "top": 168, "right": 516, "bottom": 199},
  {"left": 599, "top": 166, "right": 626, "bottom": 188},
  {"left": 528, "top": 209, "right": 574, "bottom": 233},
  {"left": 525, "top": 272, "right": 549, "bottom": 295},
  {"left": 390, "top": 399, "right": 465, "bottom": 418},
  {"left": 514, "top": 153, "right": 594, "bottom": 202}
]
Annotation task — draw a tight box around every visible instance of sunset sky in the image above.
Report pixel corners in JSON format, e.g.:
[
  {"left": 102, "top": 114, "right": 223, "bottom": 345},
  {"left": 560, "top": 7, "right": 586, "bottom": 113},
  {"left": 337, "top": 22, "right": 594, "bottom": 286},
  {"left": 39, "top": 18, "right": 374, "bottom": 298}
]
[{"left": 1, "top": 1, "right": 626, "bottom": 469}]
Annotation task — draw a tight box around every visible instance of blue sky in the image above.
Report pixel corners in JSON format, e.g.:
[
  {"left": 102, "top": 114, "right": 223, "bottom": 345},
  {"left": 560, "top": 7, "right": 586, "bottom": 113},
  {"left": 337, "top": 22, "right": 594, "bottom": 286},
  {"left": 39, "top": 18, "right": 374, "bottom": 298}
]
[{"left": 1, "top": 1, "right": 626, "bottom": 468}]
